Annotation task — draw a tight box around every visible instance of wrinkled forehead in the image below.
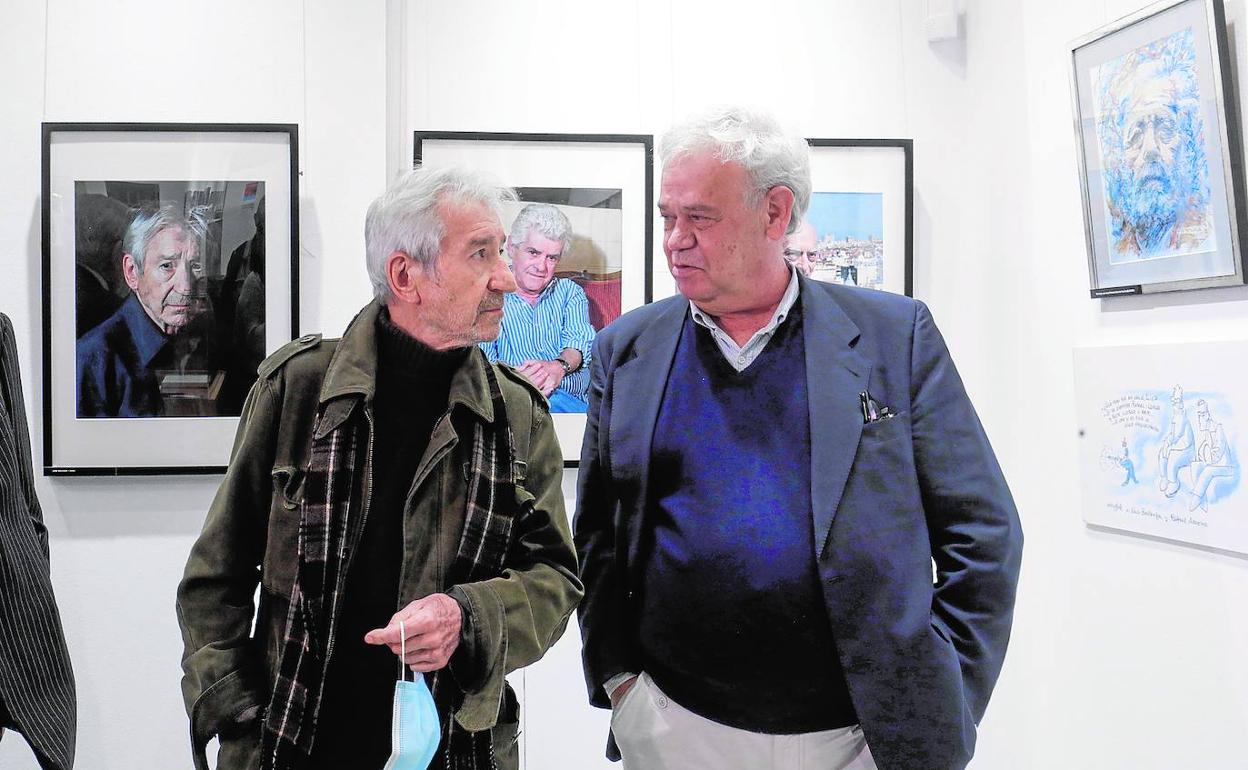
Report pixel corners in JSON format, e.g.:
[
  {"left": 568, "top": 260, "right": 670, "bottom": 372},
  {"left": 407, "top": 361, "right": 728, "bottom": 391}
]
[
  {"left": 787, "top": 221, "right": 817, "bottom": 248},
  {"left": 146, "top": 225, "right": 199, "bottom": 256},
  {"left": 660, "top": 151, "right": 750, "bottom": 204},
  {"left": 513, "top": 228, "right": 565, "bottom": 254},
  {"left": 439, "top": 193, "right": 504, "bottom": 226},
  {"left": 1125, "top": 71, "right": 1186, "bottom": 116},
  {"left": 438, "top": 197, "right": 504, "bottom": 246}
]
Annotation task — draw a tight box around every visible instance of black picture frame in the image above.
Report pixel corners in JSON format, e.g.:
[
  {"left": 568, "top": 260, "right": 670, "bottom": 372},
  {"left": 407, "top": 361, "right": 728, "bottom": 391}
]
[
  {"left": 42, "top": 122, "right": 300, "bottom": 476},
  {"left": 415, "top": 130, "right": 654, "bottom": 466},
  {"left": 804, "top": 138, "right": 914, "bottom": 297}
]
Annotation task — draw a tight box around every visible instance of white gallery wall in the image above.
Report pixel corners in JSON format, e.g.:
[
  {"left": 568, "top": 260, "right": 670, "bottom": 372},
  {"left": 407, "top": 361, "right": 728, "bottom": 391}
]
[
  {"left": 0, "top": 1, "right": 1246, "bottom": 768},
  {"left": 0, "top": 1, "right": 387, "bottom": 768},
  {"left": 987, "top": 1, "right": 1248, "bottom": 767}
]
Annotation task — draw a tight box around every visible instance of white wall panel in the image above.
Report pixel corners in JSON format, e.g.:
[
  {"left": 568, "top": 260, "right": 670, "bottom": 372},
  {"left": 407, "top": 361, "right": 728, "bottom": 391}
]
[{"left": 43, "top": 0, "right": 304, "bottom": 123}]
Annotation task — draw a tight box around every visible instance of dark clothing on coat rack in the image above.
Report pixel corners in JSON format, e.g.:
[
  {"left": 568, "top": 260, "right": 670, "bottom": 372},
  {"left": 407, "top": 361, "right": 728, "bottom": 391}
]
[{"left": 0, "top": 313, "right": 77, "bottom": 769}]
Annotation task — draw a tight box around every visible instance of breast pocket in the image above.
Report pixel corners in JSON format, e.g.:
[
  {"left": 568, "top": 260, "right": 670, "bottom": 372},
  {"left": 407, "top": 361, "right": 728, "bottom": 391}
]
[
  {"left": 860, "top": 412, "right": 910, "bottom": 446},
  {"left": 847, "top": 413, "right": 919, "bottom": 512},
  {"left": 262, "top": 465, "right": 305, "bottom": 597}
]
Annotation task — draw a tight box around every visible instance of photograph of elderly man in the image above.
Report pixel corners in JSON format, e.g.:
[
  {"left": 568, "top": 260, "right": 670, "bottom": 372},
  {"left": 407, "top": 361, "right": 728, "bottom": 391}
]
[
  {"left": 75, "top": 204, "right": 218, "bottom": 417},
  {"left": 480, "top": 202, "right": 598, "bottom": 413},
  {"left": 73, "top": 180, "right": 269, "bottom": 418}
]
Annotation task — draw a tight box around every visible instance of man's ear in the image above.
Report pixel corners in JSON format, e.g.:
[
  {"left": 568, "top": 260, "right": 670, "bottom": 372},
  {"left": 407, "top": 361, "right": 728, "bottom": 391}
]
[
  {"left": 763, "top": 185, "right": 796, "bottom": 241},
  {"left": 386, "top": 251, "right": 425, "bottom": 303},
  {"left": 121, "top": 254, "right": 141, "bottom": 291}
]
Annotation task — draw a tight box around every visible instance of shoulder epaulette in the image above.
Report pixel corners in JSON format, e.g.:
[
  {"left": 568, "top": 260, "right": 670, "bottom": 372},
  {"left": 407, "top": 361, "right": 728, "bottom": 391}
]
[{"left": 257, "top": 333, "right": 324, "bottom": 379}]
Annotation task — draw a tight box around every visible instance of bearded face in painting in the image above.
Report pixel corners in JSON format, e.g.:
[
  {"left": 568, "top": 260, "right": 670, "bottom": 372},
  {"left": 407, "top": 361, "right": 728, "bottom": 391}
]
[{"left": 1094, "top": 29, "right": 1212, "bottom": 260}]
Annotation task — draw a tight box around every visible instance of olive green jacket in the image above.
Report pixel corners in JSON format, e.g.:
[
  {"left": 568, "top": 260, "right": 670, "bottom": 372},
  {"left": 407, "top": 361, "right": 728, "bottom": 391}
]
[{"left": 176, "top": 302, "right": 582, "bottom": 770}]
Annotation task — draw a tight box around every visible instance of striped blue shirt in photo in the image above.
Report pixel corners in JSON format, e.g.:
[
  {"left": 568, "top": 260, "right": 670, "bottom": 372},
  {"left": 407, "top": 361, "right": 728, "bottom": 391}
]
[{"left": 480, "top": 277, "right": 596, "bottom": 401}]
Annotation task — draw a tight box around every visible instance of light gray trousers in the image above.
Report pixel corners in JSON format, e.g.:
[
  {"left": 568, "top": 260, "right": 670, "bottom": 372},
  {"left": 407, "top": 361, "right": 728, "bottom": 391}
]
[{"left": 612, "top": 673, "right": 878, "bottom": 770}]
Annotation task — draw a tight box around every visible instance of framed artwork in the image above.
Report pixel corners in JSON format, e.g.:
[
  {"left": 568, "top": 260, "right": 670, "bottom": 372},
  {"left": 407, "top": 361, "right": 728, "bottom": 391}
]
[
  {"left": 414, "top": 130, "right": 654, "bottom": 465},
  {"left": 1069, "top": 0, "right": 1247, "bottom": 298},
  {"left": 42, "top": 122, "right": 300, "bottom": 476},
  {"left": 801, "top": 139, "right": 913, "bottom": 296},
  {"left": 1074, "top": 340, "right": 1244, "bottom": 554}
]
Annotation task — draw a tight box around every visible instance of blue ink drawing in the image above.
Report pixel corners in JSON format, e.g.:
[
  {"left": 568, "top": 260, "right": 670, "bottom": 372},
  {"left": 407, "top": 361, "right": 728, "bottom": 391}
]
[
  {"left": 1102, "top": 385, "right": 1239, "bottom": 514},
  {"left": 1092, "top": 27, "right": 1216, "bottom": 263}
]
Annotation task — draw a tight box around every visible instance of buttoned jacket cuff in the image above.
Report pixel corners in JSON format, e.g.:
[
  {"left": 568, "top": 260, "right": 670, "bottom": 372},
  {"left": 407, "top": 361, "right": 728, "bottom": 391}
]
[{"left": 445, "top": 587, "right": 483, "bottom": 691}]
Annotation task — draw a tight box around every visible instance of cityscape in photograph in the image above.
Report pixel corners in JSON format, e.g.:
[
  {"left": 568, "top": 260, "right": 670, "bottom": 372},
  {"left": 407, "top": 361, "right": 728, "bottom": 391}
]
[{"left": 810, "top": 234, "right": 885, "bottom": 289}]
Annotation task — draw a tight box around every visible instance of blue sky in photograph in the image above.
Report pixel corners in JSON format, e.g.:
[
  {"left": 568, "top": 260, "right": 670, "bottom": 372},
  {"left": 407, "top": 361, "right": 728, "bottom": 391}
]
[{"left": 806, "top": 192, "right": 883, "bottom": 240}]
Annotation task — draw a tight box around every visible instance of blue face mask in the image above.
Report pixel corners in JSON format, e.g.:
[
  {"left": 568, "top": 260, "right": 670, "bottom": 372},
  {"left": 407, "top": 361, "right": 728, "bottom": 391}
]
[{"left": 382, "top": 621, "right": 441, "bottom": 770}]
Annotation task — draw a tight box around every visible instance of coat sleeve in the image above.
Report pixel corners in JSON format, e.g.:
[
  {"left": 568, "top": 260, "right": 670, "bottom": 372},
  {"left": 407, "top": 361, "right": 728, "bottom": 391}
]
[
  {"left": 448, "top": 393, "right": 583, "bottom": 732},
  {"left": 176, "top": 378, "right": 276, "bottom": 770},
  {"left": 27, "top": 493, "right": 49, "bottom": 560},
  {"left": 571, "top": 332, "right": 634, "bottom": 709},
  {"left": 910, "top": 302, "right": 1023, "bottom": 723}
]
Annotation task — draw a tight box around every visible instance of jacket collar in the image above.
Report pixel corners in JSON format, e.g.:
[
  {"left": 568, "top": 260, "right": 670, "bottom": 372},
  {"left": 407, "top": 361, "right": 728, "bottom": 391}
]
[{"left": 317, "top": 301, "right": 496, "bottom": 429}]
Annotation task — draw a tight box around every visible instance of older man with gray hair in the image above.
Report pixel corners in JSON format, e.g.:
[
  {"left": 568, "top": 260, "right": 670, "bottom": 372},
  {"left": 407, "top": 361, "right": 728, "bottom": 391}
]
[
  {"left": 575, "top": 107, "right": 1021, "bottom": 770},
  {"left": 76, "top": 204, "right": 215, "bottom": 416},
  {"left": 480, "top": 202, "right": 596, "bottom": 412},
  {"left": 177, "top": 167, "right": 581, "bottom": 770}
]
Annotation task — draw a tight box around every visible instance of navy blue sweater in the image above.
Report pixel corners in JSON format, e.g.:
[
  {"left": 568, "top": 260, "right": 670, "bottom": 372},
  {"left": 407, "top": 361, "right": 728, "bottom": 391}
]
[{"left": 637, "top": 301, "right": 857, "bottom": 733}]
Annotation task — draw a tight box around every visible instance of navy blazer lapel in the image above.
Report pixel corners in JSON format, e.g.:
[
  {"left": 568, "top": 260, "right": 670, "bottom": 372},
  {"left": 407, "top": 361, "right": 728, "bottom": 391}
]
[
  {"left": 801, "top": 280, "right": 871, "bottom": 560},
  {"left": 608, "top": 299, "right": 688, "bottom": 514}
]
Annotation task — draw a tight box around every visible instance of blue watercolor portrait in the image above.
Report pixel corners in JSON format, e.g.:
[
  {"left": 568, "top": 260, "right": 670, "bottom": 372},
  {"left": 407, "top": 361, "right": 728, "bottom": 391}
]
[{"left": 1092, "top": 27, "right": 1215, "bottom": 263}]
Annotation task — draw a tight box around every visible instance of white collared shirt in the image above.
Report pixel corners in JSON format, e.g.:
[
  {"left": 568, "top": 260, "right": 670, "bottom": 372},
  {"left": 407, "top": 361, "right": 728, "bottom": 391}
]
[{"left": 688, "top": 266, "right": 802, "bottom": 372}]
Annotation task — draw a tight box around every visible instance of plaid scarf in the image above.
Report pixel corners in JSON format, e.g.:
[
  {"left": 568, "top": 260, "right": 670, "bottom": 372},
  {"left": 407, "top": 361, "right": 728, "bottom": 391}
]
[{"left": 260, "top": 364, "right": 523, "bottom": 770}]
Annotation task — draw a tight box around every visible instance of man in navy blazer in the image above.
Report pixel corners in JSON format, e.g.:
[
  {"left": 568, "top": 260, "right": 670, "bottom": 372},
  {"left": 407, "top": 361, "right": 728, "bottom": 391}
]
[{"left": 574, "top": 107, "right": 1022, "bottom": 770}]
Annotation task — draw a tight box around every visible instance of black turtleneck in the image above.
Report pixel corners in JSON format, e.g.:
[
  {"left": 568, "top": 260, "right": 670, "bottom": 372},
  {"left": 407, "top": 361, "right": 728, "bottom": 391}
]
[{"left": 310, "top": 309, "right": 469, "bottom": 770}]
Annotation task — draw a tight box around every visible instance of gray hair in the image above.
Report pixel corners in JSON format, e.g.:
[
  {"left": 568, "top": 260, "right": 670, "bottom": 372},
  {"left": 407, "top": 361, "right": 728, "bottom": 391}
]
[
  {"left": 123, "top": 204, "right": 210, "bottom": 272},
  {"left": 659, "top": 106, "right": 812, "bottom": 234},
  {"left": 365, "top": 166, "right": 516, "bottom": 302},
  {"left": 508, "top": 203, "right": 572, "bottom": 257}
]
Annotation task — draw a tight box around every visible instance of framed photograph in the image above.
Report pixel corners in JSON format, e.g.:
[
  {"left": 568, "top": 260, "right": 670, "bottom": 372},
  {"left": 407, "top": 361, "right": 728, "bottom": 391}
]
[
  {"left": 802, "top": 139, "right": 912, "bottom": 296},
  {"left": 1069, "top": 0, "right": 1247, "bottom": 298},
  {"left": 42, "top": 122, "right": 299, "bottom": 476},
  {"left": 414, "top": 131, "right": 654, "bottom": 465}
]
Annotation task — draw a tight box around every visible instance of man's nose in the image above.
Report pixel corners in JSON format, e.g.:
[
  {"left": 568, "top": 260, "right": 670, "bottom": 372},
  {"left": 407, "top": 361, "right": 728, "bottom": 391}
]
[
  {"left": 173, "top": 261, "right": 195, "bottom": 293},
  {"left": 1140, "top": 123, "right": 1162, "bottom": 160},
  {"left": 492, "top": 252, "right": 517, "bottom": 293},
  {"left": 666, "top": 221, "right": 694, "bottom": 252}
]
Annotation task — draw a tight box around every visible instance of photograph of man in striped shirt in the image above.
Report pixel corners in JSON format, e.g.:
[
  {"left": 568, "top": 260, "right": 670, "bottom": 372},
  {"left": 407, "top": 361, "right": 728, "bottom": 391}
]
[{"left": 481, "top": 203, "right": 596, "bottom": 412}]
